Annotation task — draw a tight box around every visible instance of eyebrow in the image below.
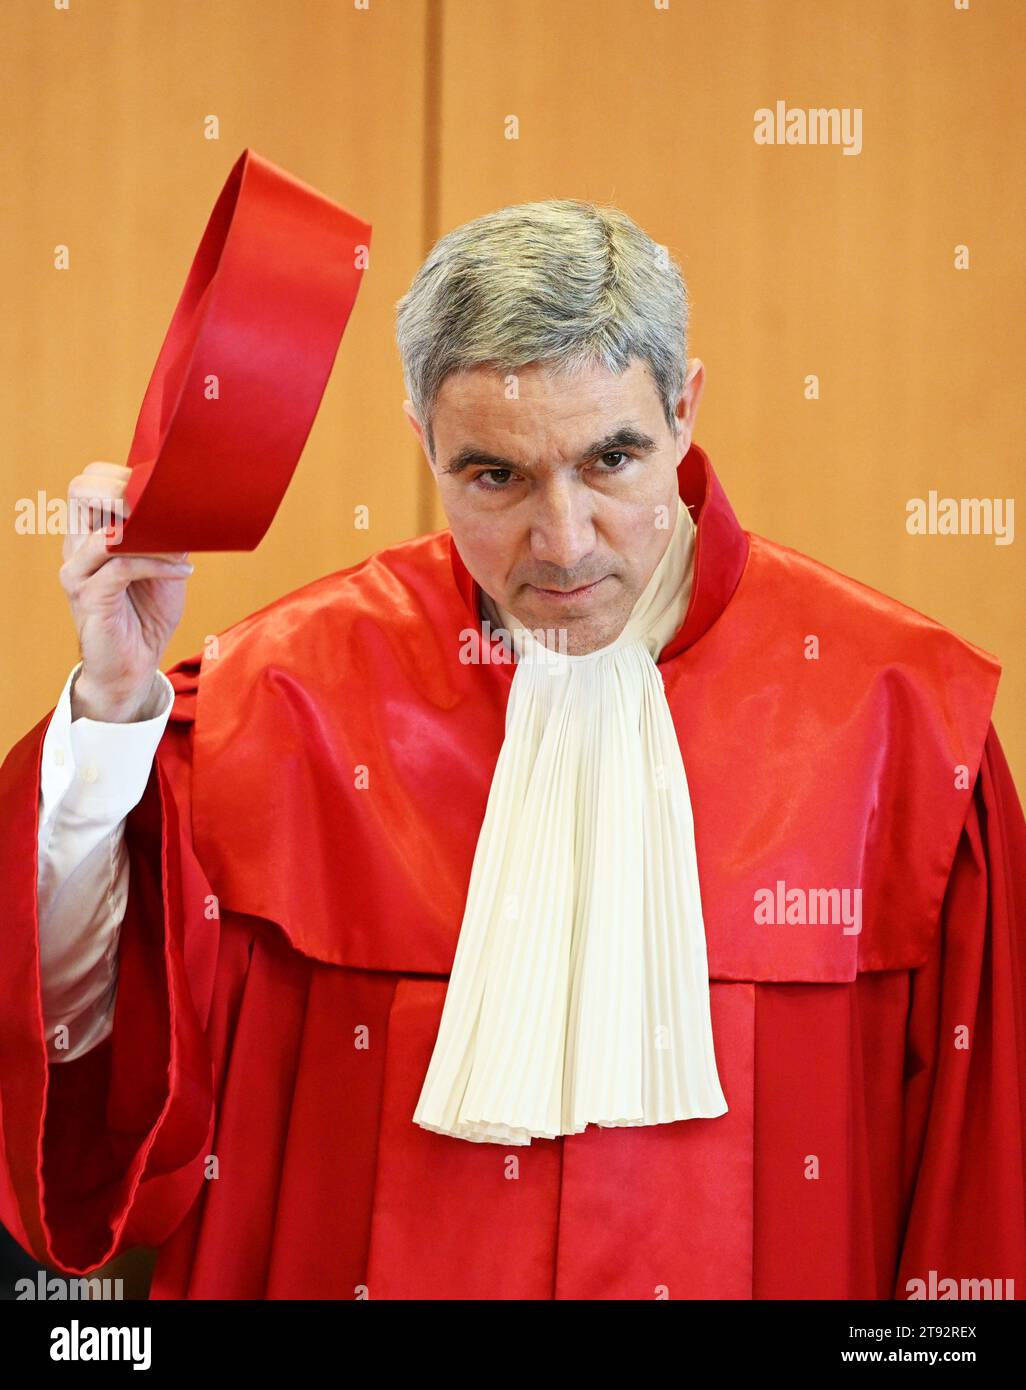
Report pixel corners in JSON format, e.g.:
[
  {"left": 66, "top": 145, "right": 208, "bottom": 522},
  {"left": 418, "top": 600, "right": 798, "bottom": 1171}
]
[{"left": 441, "top": 425, "right": 661, "bottom": 477}]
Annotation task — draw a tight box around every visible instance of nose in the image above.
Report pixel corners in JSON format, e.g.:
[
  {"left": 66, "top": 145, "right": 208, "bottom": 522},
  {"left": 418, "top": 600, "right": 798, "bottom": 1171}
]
[{"left": 528, "top": 478, "right": 597, "bottom": 574}]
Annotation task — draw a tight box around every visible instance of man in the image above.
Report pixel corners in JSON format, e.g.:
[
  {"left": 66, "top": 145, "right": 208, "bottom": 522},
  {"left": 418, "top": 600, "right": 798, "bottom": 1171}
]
[{"left": 1, "top": 200, "right": 1024, "bottom": 1300}]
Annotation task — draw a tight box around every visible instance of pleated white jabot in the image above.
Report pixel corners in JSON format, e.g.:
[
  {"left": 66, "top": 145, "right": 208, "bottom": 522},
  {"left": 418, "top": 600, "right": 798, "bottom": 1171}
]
[{"left": 414, "top": 497, "right": 728, "bottom": 1145}]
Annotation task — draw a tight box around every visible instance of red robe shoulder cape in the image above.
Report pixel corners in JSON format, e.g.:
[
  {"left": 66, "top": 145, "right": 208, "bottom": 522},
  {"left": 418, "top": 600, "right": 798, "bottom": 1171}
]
[{"left": 2, "top": 444, "right": 1025, "bottom": 1300}]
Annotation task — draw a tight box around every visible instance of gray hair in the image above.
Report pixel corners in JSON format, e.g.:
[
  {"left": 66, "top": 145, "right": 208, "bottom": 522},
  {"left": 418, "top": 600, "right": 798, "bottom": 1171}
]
[{"left": 394, "top": 199, "right": 689, "bottom": 460}]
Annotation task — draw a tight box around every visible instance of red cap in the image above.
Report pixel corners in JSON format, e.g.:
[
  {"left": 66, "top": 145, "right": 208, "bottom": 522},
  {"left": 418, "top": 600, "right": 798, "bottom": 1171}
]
[{"left": 109, "top": 148, "right": 371, "bottom": 552}]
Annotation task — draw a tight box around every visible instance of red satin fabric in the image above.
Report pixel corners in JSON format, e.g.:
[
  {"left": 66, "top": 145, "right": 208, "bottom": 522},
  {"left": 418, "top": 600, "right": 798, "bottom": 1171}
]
[
  {"left": 111, "top": 148, "right": 370, "bottom": 554},
  {"left": 1, "top": 443, "right": 1024, "bottom": 1299}
]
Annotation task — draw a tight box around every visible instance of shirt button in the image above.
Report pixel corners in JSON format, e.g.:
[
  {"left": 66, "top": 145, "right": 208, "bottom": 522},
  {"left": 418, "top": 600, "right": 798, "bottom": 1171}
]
[
  {"left": 53, "top": 748, "right": 65, "bottom": 767},
  {"left": 80, "top": 765, "right": 99, "bottom": 783}
]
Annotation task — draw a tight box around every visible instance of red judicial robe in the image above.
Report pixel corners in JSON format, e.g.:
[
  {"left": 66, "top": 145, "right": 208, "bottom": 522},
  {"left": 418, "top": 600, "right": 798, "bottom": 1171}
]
[{"left": 1, "top": 443, "right": 1025, "bottom": 1300}]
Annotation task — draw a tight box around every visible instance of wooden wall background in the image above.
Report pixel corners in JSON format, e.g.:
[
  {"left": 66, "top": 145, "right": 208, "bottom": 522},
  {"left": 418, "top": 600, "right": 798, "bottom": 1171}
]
[{"left": 2, "top": 0, "right": 1024, "bottom": 780}]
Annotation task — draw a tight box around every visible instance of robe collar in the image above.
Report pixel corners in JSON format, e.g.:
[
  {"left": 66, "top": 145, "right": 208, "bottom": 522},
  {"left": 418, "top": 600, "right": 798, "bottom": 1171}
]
[{"left": 447, "top": 441, "right": 750, "bottom": 661}]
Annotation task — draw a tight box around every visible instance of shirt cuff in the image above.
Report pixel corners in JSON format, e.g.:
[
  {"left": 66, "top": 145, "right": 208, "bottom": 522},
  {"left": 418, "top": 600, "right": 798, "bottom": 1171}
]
[{"left": 40, "top": 663, "right": 175, "bottom": 823}]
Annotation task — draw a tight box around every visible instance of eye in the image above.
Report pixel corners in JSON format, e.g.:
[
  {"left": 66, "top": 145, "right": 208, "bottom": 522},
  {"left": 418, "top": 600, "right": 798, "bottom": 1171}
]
[
  {"left": 594, "top": 450, "right": 632, "bottom": 472},
  {"left": 473, "top": 468, "right": 517, "bottom": 490}
]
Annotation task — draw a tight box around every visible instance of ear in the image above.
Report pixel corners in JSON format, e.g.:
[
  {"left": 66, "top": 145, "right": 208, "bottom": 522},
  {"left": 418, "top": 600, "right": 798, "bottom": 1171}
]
[
  {"left": 403, "top": 399, "right": 436, "bottom": 473},
  {"left": 673, "top": 358, "right": 706, "bottom": 454}
]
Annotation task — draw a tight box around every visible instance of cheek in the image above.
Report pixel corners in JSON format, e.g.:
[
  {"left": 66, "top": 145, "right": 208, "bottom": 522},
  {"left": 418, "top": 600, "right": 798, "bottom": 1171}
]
[
  {"left": 452, "top": 511, "right": 517, "bottom": 585},
  {"left": 616, "top": 502, "right": 666, "bottom": 556}
]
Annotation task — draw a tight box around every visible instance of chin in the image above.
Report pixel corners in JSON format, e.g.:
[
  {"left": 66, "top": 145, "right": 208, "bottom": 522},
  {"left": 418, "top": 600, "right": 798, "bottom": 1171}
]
[{"left": 542, "top": 609, "right": 628, "bottom": 657}]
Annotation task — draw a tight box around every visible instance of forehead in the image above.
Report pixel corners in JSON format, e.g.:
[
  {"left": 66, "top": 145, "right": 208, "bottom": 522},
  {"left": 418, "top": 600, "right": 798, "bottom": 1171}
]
[{"left": 433, "top": 358, "right": 664, "bottom": 456}]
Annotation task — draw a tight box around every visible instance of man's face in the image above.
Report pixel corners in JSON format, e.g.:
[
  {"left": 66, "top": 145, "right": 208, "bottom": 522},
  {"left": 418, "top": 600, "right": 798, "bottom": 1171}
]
[{"left": 407, "top": 357, "right": 705, "bottom": 655}]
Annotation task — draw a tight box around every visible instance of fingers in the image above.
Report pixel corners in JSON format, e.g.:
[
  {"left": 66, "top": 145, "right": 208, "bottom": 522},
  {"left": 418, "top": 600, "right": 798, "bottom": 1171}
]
[
  {"left": 60, "top": 552, "right": 194, "bottom": 605},
  {"left": 82, "top": 525, "right": 188, "bottom": 576},
  {"left": 68, "top": 463, "right": 132, "bottom": 510},
  {"left": 60, "top": 524, "right": 191, "bottom": 597},
  {"left": 81, "top": 461, "right": 132, "bottom": 479},
  {"left": 86, "top": 554, "right": 195, "bottom": 597},
  {"left": 64, "top": 462, "right": 134, "bottom": 562}
]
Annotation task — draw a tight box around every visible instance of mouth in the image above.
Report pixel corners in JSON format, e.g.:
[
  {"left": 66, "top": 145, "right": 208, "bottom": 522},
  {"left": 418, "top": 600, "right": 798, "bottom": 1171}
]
[{"left": 526, "top": 576, "right": 609, "bottom": 604}]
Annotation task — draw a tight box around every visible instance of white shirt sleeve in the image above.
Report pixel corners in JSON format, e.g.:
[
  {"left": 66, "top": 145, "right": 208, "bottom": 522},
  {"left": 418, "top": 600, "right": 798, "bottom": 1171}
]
[{"left": 38, "top": 663, "right": 175, "bottom": 1063}]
